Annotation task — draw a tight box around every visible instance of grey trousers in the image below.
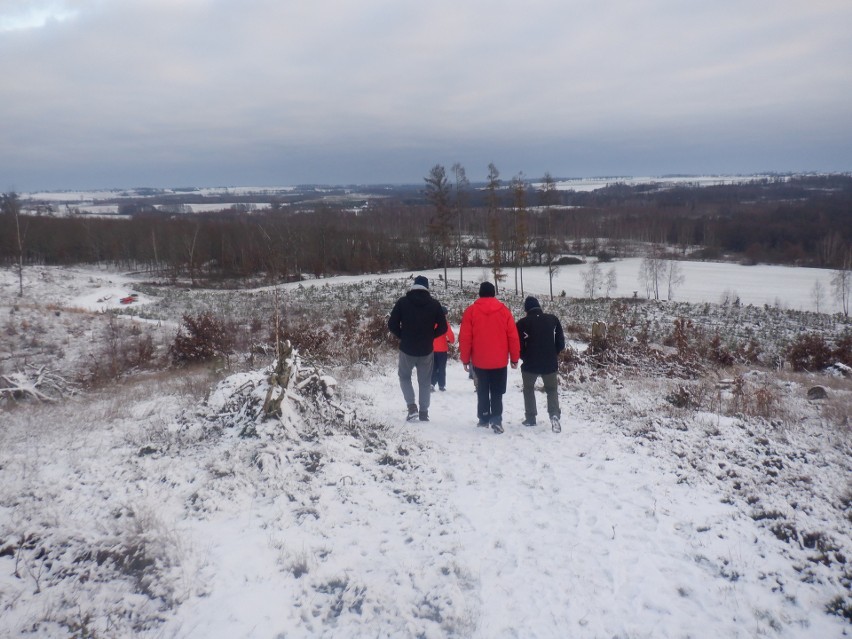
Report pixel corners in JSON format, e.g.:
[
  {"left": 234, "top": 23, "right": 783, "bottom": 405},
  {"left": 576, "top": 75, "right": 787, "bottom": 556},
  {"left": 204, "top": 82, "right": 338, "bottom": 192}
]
[
  {"left": 398, "top": 351, "right": 434, "bottom": 411},
  {"left": 522, "top": 371, "right": 560, "bottom": 420}
]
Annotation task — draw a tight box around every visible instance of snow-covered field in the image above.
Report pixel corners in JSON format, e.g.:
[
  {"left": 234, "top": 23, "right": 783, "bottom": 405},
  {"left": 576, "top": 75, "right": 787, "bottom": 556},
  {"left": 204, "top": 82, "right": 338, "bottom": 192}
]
[
  {"left": 19, "top": 184, "right": 386, "bottom": 217},
  {"left": 545, "top": 175, "right": 776, "bottom": 192},
  {"left": 10, "top": 258, "right": 831, "bottom": 313},
  {"left": 461, "top": 260, "right": 840, "bottom": 313},
  {"left": 0, "top": 265, "right": 850, "bottom": 638},
  {"left": 19, "top": 174, "right": 780, "bottom": 217}
]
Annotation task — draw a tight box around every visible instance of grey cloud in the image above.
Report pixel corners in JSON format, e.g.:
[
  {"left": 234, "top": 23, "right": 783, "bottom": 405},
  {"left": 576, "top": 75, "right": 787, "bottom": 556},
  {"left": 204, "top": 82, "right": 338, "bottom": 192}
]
[{"left": 1, "top": 0, "right": 850, "bottom": 190}]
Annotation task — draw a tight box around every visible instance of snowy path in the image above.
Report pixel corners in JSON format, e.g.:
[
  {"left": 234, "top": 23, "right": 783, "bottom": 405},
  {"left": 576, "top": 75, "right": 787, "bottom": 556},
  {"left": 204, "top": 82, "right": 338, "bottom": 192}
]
[{"left": 349, "top": 360, "right": 842, "bottom": 638}]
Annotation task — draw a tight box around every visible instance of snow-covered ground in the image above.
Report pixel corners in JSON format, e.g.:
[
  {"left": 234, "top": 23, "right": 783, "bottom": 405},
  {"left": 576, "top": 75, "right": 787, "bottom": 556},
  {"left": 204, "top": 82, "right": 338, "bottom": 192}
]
[{"left": 0, "top": 266, "right": 850, "bottom": 638}]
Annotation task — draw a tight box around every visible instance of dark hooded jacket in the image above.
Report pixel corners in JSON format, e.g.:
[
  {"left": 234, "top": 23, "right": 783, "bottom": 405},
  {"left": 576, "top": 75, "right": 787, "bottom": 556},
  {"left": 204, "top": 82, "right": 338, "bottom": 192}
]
[
  {"left": 388, "top": 288, "right": 448, "bottom": 357},
  {"left": 515, "top": 308, "right": 565, "bottom": 374}
]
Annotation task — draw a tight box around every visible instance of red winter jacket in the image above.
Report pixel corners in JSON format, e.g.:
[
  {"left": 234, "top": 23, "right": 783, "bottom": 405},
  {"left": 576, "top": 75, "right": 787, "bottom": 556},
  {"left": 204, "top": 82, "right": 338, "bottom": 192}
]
[
  {"left": 433, "top": 323, "right": 455, "bottom": 353},
  {"left": 459, "top": 297, "right": 520, "bottom": 369}
]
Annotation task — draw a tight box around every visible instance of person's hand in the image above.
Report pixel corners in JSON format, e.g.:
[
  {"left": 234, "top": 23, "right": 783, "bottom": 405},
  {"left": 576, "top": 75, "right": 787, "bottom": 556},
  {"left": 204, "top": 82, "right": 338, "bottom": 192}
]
[
  {"left": 510, "top": 361, "right": 518, "bottom": 369},
  {"left": 463, "top": 363, "right": 470, "bottom": 372}
]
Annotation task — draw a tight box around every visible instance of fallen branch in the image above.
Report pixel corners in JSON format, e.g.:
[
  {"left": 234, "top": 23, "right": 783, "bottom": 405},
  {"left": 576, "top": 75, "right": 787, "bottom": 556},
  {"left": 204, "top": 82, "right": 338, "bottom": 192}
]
[
  {"left": 0, "top": 366, "right": 76, "bottom": 403},
  {"left": 0, "top": 375, "right": 56, "bottom": 402}
]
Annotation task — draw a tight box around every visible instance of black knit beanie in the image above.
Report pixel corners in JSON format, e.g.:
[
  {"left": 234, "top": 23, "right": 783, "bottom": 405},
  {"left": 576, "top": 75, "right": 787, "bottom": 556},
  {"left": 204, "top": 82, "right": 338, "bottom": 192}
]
[
  {"left": 479, "top": 281, "right": 496, "bottom": 297},
  {"left": 524, "top": 296, "right": 541, "bottom": 312}
]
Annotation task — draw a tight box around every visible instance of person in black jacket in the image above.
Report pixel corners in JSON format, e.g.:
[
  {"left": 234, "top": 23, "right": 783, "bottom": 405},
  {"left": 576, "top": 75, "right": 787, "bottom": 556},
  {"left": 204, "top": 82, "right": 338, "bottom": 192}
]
[
  {"left": 515, "top": 296, "right": 565, "bottom": 432},
  {"left": 388, "top": 275, "right": 448, "bottom": 422}
]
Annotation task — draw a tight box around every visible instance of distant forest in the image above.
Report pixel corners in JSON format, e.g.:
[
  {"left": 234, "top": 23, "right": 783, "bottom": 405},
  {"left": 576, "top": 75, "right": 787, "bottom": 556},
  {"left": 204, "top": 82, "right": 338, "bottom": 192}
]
[{"left": 1, "top": 173, "right": 851, "bottom": 284}]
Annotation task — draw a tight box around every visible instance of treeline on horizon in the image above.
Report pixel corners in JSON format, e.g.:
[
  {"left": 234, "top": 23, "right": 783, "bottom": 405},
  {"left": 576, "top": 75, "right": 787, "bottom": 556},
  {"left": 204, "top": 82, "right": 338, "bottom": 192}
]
[{"left": 1, "top": 173, "right": 850, "bottom": 284}]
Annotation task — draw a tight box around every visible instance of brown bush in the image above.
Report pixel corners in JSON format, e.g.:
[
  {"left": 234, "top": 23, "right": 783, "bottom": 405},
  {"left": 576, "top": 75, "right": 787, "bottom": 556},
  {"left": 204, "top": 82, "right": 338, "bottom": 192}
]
[
  {"left": 786, "top": 334, "right": 833, "bottom": 371},
  {"left": 708, "top": 332, "right": 734, "bottom": 366},
  {"left": 833, "top": 332, "right": 852, "bottom": 367},
  {"left": 169, "top": 312, "right": 232, "bottom": 365}
]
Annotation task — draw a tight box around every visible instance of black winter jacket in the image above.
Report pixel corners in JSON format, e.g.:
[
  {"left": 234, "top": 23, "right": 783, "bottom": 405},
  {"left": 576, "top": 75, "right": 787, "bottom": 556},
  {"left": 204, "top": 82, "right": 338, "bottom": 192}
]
[
  {"left": 388, "top": 289, "right": 448, "bottom": 357},
  {"left": 515, "top": 308, "right": 565, "bottom": 374}
]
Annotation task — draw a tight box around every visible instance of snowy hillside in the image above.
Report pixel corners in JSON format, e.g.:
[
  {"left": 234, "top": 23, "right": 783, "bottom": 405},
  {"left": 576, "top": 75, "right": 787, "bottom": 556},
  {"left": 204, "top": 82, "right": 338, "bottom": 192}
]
[{"left": 0, "top": 266, "right": 850, "bottom": 638}]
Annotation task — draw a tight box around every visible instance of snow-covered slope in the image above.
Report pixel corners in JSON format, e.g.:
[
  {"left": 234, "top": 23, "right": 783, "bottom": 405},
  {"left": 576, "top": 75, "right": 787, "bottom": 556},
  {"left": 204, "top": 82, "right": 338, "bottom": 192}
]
[{"left": 0, "top": 266, "right": 849, "bottom": 637}]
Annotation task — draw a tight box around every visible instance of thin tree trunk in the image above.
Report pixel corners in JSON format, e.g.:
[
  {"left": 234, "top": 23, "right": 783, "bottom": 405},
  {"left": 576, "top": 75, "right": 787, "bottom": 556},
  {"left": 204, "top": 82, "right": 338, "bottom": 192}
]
[{"left": 15, "top": 211, "right": 23, "bottom": 297}]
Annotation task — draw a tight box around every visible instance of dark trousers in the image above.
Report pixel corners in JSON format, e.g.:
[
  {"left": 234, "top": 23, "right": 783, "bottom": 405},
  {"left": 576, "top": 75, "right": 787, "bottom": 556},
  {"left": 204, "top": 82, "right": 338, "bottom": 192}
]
[
  {"left": 474, "top": 366, "right": 508, "bottom": 425},
  {"left": 431, "top": 351, "right": 448, "bottom": 389},
  {"left": 522, "top": 371, "right": 560, "bottom": 420}
]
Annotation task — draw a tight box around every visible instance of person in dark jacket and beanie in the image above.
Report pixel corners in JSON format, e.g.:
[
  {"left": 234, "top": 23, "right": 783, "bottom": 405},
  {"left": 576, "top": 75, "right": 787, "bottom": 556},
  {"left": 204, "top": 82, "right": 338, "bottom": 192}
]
[
  {"left": 516, "top": 296, "right": 565, "bottom": 432},
  {"left": 458, "top": 282, "right": 520, "bottom": 434},
  {"left": 388, "top": 275, "right": 448, "bottom": 422}
]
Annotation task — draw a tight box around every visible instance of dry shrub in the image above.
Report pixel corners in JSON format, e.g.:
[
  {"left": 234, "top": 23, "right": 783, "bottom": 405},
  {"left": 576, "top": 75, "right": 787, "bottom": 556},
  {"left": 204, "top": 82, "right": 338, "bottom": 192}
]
[
  {"left": 563, "top": 321, "right": 588, "bottom": 339},
  {"left": 279, "top": 319, "right": 332, "bottom": 358},
  {"left": 559, "top": 345, "right": 582, "bottom": 370},
  {"left": 363, "top": 308, "right": 394, "bottom": 344},
  {"left": 562, "top": 313, "right": 706, "bottom": 382},
  {"left": 720, "top": 374, "right": 782, "bottom": 420},
  {"left": 85, "top": 314, "right": 163, "bottom": 386},
  {"left": 729, "top": 375, "right": 748, "bottom": 414},
  {"left": 819, "top": 394, "right": 852, "bottom": 433},
  {"left": 666, "top": 384, "right": 695, "bottom": 409},
  {"left": 752, "top": 385, "right": 778, "bottom": 419},
  {"left": 737, "top": 339, "right": 763, "bottom": 365},
  {"left": 273, "top": 305, "right": 394, "bottom": 365},
  {"left": 666, "top": 317, "right": 696, "bottom": 357}
]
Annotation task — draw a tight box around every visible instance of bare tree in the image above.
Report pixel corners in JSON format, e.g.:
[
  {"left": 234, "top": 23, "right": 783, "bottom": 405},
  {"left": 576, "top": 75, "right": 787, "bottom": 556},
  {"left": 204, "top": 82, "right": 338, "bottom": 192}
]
[
  {"left": 818, "top": 232, "right": 844, "bottom": 268},
  {"left": 1, "top": 192, "right": 25, "bottom": 296},
  {"left": 638, "top": 251, "right": 664, "bottom": 300},
  {"left": 665, "top": 260, "right": 685, "bottom": 300},
  {"left": 451, "top": 162, "right": 469, "bottom": 287},
  {"left": 811, "top": 279, "right": 825, "bottom": 313},
  {"left": 486, "top": 163, "right": 505, "bottom": 291},
  {"left": 511, "top": 173, "right": 529, "bottom": 296},
  {"left": 831, "top": 251, "right": 851, "bottom": 316},
  {"left": 424, "top": 164, "right": 453, "bottom": 288},
  {"left": 488, "top": 216, "right": 506, "bottom": 293},
  {"left": 183, "top": 223, "right": 201, "bottom": 285},
  {"left": 539, "top": 172, "right": 559, "bottom": 300},
  {"left": 605, "top": 266, "right": 618, "bottom": 298},
  {"left": 582, "top": 262, "right": 602, "bottom": 299}
]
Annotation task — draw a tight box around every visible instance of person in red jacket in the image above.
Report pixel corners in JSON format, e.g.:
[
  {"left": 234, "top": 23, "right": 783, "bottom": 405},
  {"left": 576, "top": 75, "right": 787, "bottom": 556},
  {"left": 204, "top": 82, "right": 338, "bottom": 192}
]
[
  {"left": 431, "top": 306, "right": 455, "bottom": 392},
  {"left": 458, "top": 282, "right": 520, "bottom": 434}
]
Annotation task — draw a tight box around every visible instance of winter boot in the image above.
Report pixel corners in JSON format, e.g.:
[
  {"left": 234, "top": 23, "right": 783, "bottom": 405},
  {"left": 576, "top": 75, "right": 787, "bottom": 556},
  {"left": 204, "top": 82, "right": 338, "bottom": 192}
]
[
  {"left": 521, "top": 417, "right": 537, "bottom": 427},
  {"left": 491, "top": 417, "right": 504, "bottom": 435},
  {"left": 477, "top": 414, "right": 491, "bottom": 427},
  {"left": 550, "top": 415, "right": 561, "bottom": 433},
  {"left": 406, "top": 404, "right": 419, "bottom": 422},
  {"left": 419, "top": 410, "right": 429, "bottom": 422}
]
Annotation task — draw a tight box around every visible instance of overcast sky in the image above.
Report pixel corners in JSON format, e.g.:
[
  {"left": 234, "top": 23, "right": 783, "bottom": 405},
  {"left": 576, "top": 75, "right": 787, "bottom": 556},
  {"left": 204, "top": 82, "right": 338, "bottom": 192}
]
[{"left": 2, "top": 0, "right": 851, "bottom": 191}]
